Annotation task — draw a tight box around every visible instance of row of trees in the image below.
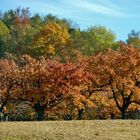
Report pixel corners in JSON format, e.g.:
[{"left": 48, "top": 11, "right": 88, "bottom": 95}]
[
  {"left": 0, "top": 8, "right": 140, "bottom": 120},
  {"left": 1, "top": 8, "right": 139, "bottom": 60},
  {"left": 1, "top": 43, "right": 140, "bottom": 120},
  {"left": 0, "top": 7, "right": 117, "bottom": 60}
]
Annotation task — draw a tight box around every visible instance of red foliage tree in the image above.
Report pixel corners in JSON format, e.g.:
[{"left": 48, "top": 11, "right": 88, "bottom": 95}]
[{"left": 12, "top": 55, "right": 93, "bottom": 120}]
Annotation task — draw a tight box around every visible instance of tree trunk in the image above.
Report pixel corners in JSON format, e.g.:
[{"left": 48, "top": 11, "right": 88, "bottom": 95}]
[
  {"left": 36, "top": 110, "right": 45, "bottom": 121},
  {"left": 78, "top": 109, "right": 84, "bottom": 120},
  {"left": 34, "top": 102, "right": 45, "bottom": 121},
  {"left": 121, "top": 108, "right": 126, "bottom": 119},
  {"left": 110, "top": 113, "right": 115, "bottom": 119},
  {"left": 0, "top": 106, "right": 2, "bottom": 112}
]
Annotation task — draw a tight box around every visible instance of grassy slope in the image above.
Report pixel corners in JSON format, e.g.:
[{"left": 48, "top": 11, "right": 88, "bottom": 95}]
[{"left": 0, "top": 120, "right": 140, "bottom": 140}]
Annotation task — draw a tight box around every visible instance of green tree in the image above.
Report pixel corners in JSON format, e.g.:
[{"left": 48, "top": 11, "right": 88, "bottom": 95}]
[
  {"left": 9, "top": 23, "right": 35, "bottom": 55},
  {"left": 30, "top": 14, "right": 42, "bottom": 29},
  {"left": 0, "top": 20, "right": 10, "bottom": 57},
  {"left": 43, "top": 14, "right": 71, "bottom": 29},
  {"left": 2, "top": 9, "right": 17, "bottom": 28},
  {"left": 127, "top": 30, "right": 140, "bottom": 48},
  {"left": 69, "top": 28, "right": 84, "bottom": 49},
  {"left": 81, "top": 26, "right": 116, "bottom": 55}
]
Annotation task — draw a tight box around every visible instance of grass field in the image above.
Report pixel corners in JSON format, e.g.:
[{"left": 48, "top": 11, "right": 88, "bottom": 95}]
[{"left": 0, "top": 120, "right": 140, "bottom": 140}]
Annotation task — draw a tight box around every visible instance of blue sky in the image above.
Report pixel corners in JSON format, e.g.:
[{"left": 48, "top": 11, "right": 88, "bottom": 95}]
[{"left": 0, "top": 0, "right": 140, "bottom": 41}]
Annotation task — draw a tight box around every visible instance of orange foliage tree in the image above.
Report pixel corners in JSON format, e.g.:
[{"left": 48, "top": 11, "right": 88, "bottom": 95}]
[
  {"left": 4, "top": 55, "right": 92, "bottom": 120},
  {"left": 0, "top": 59, "right": 20, "bottom": 112},
  {"left": 86, "top": 43, "right": 140, "bottom": 119}
]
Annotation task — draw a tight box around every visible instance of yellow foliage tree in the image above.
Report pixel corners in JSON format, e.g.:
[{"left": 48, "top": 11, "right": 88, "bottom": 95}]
[{"left": 31, "top": 22, "right": 70, "bottom": 57}]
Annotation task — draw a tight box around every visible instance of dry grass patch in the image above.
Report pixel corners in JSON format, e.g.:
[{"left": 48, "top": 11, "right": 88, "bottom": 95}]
[{"left": 0, "top": 120, "right": 140, "bottom": 140}]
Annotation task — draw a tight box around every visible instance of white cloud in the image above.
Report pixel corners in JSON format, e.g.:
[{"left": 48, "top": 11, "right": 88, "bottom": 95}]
[
  {"left": 23, "top": 0, "right": 127, "bottom": 19},
  {"left": 69, "top": 0, "right": 126, "bottom": 17},
  {"left": 81, "top": 1, "right": 125, "bottom": 17}
]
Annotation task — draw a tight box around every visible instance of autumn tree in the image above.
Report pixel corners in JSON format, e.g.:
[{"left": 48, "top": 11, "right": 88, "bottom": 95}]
[
  {"left": 86, "top": 44, "right": 140, "bottom": 119},
  {"left": 1, "top": 8, "right": 36, "bottom": 56},
  {"left": 31, "top": 22, "right": 70, "bottom": 58},
  {"left": 0, "top": 54, "right": 94, "bottom": 121},
  {"left": 10, "top": 55, "right": 92, "bottom": 120},
  {"left": 90, "top": 91, "right": 120, "bottom": 119},
  {"left": 0, "top": 59, "right": 19, "bottom": 112},
  {"left": 10, "top": 8, "right": 36, "bottom": 55}
]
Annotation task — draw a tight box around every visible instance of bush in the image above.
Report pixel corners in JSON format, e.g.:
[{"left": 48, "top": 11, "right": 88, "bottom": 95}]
[{"left": 7, "top": 101, "right": 36, "bottom": 121}]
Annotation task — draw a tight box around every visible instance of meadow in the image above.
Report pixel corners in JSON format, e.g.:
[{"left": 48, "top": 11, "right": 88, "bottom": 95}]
[{"left": 0, "top": 120, "right": 140, "bottom": 140}]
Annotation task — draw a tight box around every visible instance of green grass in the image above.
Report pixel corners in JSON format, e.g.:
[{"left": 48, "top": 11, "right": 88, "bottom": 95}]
[{"left": 0, "top": 120, "right": 140, "bottom": 140}]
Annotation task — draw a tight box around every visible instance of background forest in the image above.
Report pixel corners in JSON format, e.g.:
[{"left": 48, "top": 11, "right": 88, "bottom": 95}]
[{"left": 0, "top": 8, "right": 140, "bottom": 121}]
